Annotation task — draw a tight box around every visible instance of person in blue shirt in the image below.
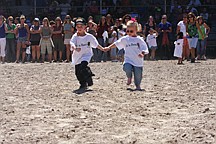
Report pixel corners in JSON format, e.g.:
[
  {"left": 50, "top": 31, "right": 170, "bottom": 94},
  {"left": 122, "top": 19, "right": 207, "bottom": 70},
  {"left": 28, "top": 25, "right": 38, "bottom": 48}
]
[{"left": 158, "top": 15, "right": 172, "bottom": 60}]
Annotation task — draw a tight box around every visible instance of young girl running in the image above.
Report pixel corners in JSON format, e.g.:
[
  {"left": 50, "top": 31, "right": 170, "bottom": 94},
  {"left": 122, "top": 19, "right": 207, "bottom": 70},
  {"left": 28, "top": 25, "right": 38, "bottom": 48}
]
[
  {"left": 15, "top": 15, "right": 30, "bottom": 63},
  {"left": 30, "top": 18, "right": 41, "bottom": 62},
  {"left": 70, "top": 18, "right": 105, "bottom": 91},
  {"left": 39, "top": 17, "right": 53, "bottom": 63},
  {"left": 63, "top": 15, "right": 74, "bottom": 63},
  {"left": 105, "top": 21, "right": 149, "bottom": 90}
]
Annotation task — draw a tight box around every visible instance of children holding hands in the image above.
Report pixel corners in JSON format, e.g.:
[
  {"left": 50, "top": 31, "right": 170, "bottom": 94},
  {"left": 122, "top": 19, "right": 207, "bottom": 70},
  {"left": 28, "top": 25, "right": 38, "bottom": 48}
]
[
  {"left": 70, "top": 18, "right": 105, "bottom": 91},
  {"left": 104, "top": 20, "right": 149, "bottom": 90}
]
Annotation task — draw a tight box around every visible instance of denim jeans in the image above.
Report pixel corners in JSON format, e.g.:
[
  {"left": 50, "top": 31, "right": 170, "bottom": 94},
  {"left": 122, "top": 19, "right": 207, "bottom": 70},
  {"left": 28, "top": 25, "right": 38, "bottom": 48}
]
[
  {"left": 123, "top": 63, "right": 143, "bottom": 87},
  {"left": 197, "top": 39, "right": 205, "bottom": 57},
  {"left": 6, "top": 38, "right": 16, "bottom": 62},
  {"left": 97, "top": 38, "right": 107, "bottom": 62}
]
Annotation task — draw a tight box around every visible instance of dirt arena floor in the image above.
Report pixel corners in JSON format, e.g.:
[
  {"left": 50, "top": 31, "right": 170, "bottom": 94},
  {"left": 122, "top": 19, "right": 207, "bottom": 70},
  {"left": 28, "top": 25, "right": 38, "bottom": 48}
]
[{"left": 0, "top": 60, "right": 215, "bottom": 144}]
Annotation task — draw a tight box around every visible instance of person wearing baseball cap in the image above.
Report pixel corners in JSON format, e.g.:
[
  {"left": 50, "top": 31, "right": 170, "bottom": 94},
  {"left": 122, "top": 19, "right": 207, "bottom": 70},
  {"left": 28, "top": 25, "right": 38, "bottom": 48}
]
[
  {"left": 30, "top": 18, "right": 41, "bottom": 63},
  {"left": 70, "top": 17, "right": 105, "bottom": 93}
]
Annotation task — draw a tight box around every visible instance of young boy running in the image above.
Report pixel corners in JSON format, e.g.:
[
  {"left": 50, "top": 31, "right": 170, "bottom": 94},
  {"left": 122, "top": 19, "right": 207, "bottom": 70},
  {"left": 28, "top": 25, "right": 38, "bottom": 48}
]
[{"left": 70, "top": 18, "right": 105, "bottom": 91}]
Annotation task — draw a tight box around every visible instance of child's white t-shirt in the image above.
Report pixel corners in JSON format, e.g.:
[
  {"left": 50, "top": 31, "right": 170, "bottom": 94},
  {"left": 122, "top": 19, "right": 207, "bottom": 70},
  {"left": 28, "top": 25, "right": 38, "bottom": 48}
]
[
  {"left": 146, "top": 33, "right": 157, "bottom": 47},
  {"left": 174, "top": 39, "right": 184, "bottom": 58},
  {"left": 114, "top": 35, "right": 149, "bottom": 67},
  {"left": 70, "top": 33, "right": 99, "bottom": 65}
]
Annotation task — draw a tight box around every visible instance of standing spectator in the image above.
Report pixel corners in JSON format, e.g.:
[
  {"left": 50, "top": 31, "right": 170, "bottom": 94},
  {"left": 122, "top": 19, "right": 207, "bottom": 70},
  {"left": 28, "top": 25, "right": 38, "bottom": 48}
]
[
  {"left": 187, "top": 12, "right": 199, "bottom": 63},
  {"left": 15, "top": 15, "right": 30, "bottom": 63},
  {"left": 197, "top": 16, "right": 210, "bottom": 60},
  {"left": 158, "top": 15, "right": 172, "bottom": 59},
  {"left": 144, "top": 16, "right": 157, "bottom": 38},
  {"left": 177, "top": 14, "right": 189, "bottom": 61},
  {"left": 52, "top": 17, "right": 64, "bottom": 62},
  {"left": 5, "top": 16, "right": 16, "bottom": 62},
  {"left": 122, "top": 14, "right": 131, "bottom": 27},
  {"left": 0, "top": 15, "right": 6, "bottom": 64},
  {"left": 87, "top": 20, "right": 97, "bottom": 62},
  {"left": 39, "top": 17, "right": 53, "bottom": 63},
  {"left": 30, "top": 18, "right": 41, "bottom": 63},
  {"left": 96, "top": 16, "right": 108, "bottom": 62},
  {"left": 106, "top": 14, "right": 114, "bottom": 26},
  {"left": 63, "top": 15, "right": 74, "bottom": 62}
]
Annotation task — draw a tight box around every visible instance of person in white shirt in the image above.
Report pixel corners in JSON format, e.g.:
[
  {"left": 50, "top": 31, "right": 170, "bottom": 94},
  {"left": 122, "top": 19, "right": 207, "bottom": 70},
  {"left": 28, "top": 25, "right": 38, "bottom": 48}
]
[
  {"left": 174, "top": 32, "right": 184, "bottom": 64},
  {"left": 110, "top": 26, "right": 118, "bottom": 61},
  {"left": 146, "top": 28, "right": 158, "bottom": 60},
  {"left": 177, "top": 14, "right": 189, "bottom": 61},
  {"left": 104, "top": 21, "right": 149, "bottom": 91},
  {"left": 70, "top": 18, "right": 105, "bottom": 92}
]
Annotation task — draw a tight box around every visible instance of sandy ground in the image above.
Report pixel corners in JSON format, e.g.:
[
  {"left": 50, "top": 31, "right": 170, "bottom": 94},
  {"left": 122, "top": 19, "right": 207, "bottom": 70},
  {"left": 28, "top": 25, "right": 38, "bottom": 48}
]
[{"left": 0, "top": 60, "right": 215, "bottom": 144}]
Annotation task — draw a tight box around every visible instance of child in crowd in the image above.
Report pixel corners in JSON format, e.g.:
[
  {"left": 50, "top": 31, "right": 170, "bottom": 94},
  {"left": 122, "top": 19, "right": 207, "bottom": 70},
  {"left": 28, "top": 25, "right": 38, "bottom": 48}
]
[
  {"left": 70, "top": 18, "right": 105, "bottom": 92},
  {"left": 174, "top": 32, "right": 184, "bottom": 64},
  {"left": 146, "top": 28, "right": 158, "bottom": 60},
  {"left": 110, "top": 26, "right": 118, "bottom": 62},
  {"left": 39, "top": 17, "right": 53, "bottom": 63},
  {"left": 105, "top": 21, "right": 149, "bottom": 90},
  {"left": 117, "top": 24, "right": 126, "bottom": 63}
]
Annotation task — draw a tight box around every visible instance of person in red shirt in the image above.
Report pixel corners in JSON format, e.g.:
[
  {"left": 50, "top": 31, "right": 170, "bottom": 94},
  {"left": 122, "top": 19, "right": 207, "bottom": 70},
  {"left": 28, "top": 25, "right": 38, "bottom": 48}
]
[{"left": 96, "top": 16, "right": 108, "bottom": 62}]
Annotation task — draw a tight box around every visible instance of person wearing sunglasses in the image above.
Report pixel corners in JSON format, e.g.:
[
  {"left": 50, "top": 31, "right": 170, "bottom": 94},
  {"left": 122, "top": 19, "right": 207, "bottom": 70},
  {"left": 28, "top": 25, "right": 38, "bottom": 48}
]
[
  {"left": 5, "top": 16, "right": 16, "bottom": 63},
  {"left": 104, "top": 20, "right": 149, "bottom": 91},
  {"left": 63, "top": 15, "right": 75, "bottom": 63},
  {"left": 15, "top": 15, "right": 30, "bottom": 63},
  {"left": 187, "top": 12, "right": 200, "bottom": 63},
  {"left": 70, "top": 18, "right": 105, "bottom": 92}
]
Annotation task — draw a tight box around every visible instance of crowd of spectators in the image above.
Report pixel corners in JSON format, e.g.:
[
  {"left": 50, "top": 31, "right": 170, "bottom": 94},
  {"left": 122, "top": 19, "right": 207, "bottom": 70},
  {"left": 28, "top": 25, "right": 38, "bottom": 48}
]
[{"left": 0, "top": 0, "right": 214, "bottom": 64}]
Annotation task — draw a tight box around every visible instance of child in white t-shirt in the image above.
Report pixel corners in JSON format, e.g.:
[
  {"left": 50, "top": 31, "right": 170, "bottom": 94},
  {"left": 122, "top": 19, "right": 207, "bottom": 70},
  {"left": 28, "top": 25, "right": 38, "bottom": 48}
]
[
  {"left": 110, "top": 26, "right": 118, "bottom": 61},
  {"left": 146, "top": 28, "right": 158, "bottom": 60},
  {"left": 105, "top": 21, "right": 149, "bottom": 90},
  {"left": 70, "top": 18, "right": 105, "bottom": 92},
  {"left": 174, "top": 32, "right": 184, "bottom": 64}
]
